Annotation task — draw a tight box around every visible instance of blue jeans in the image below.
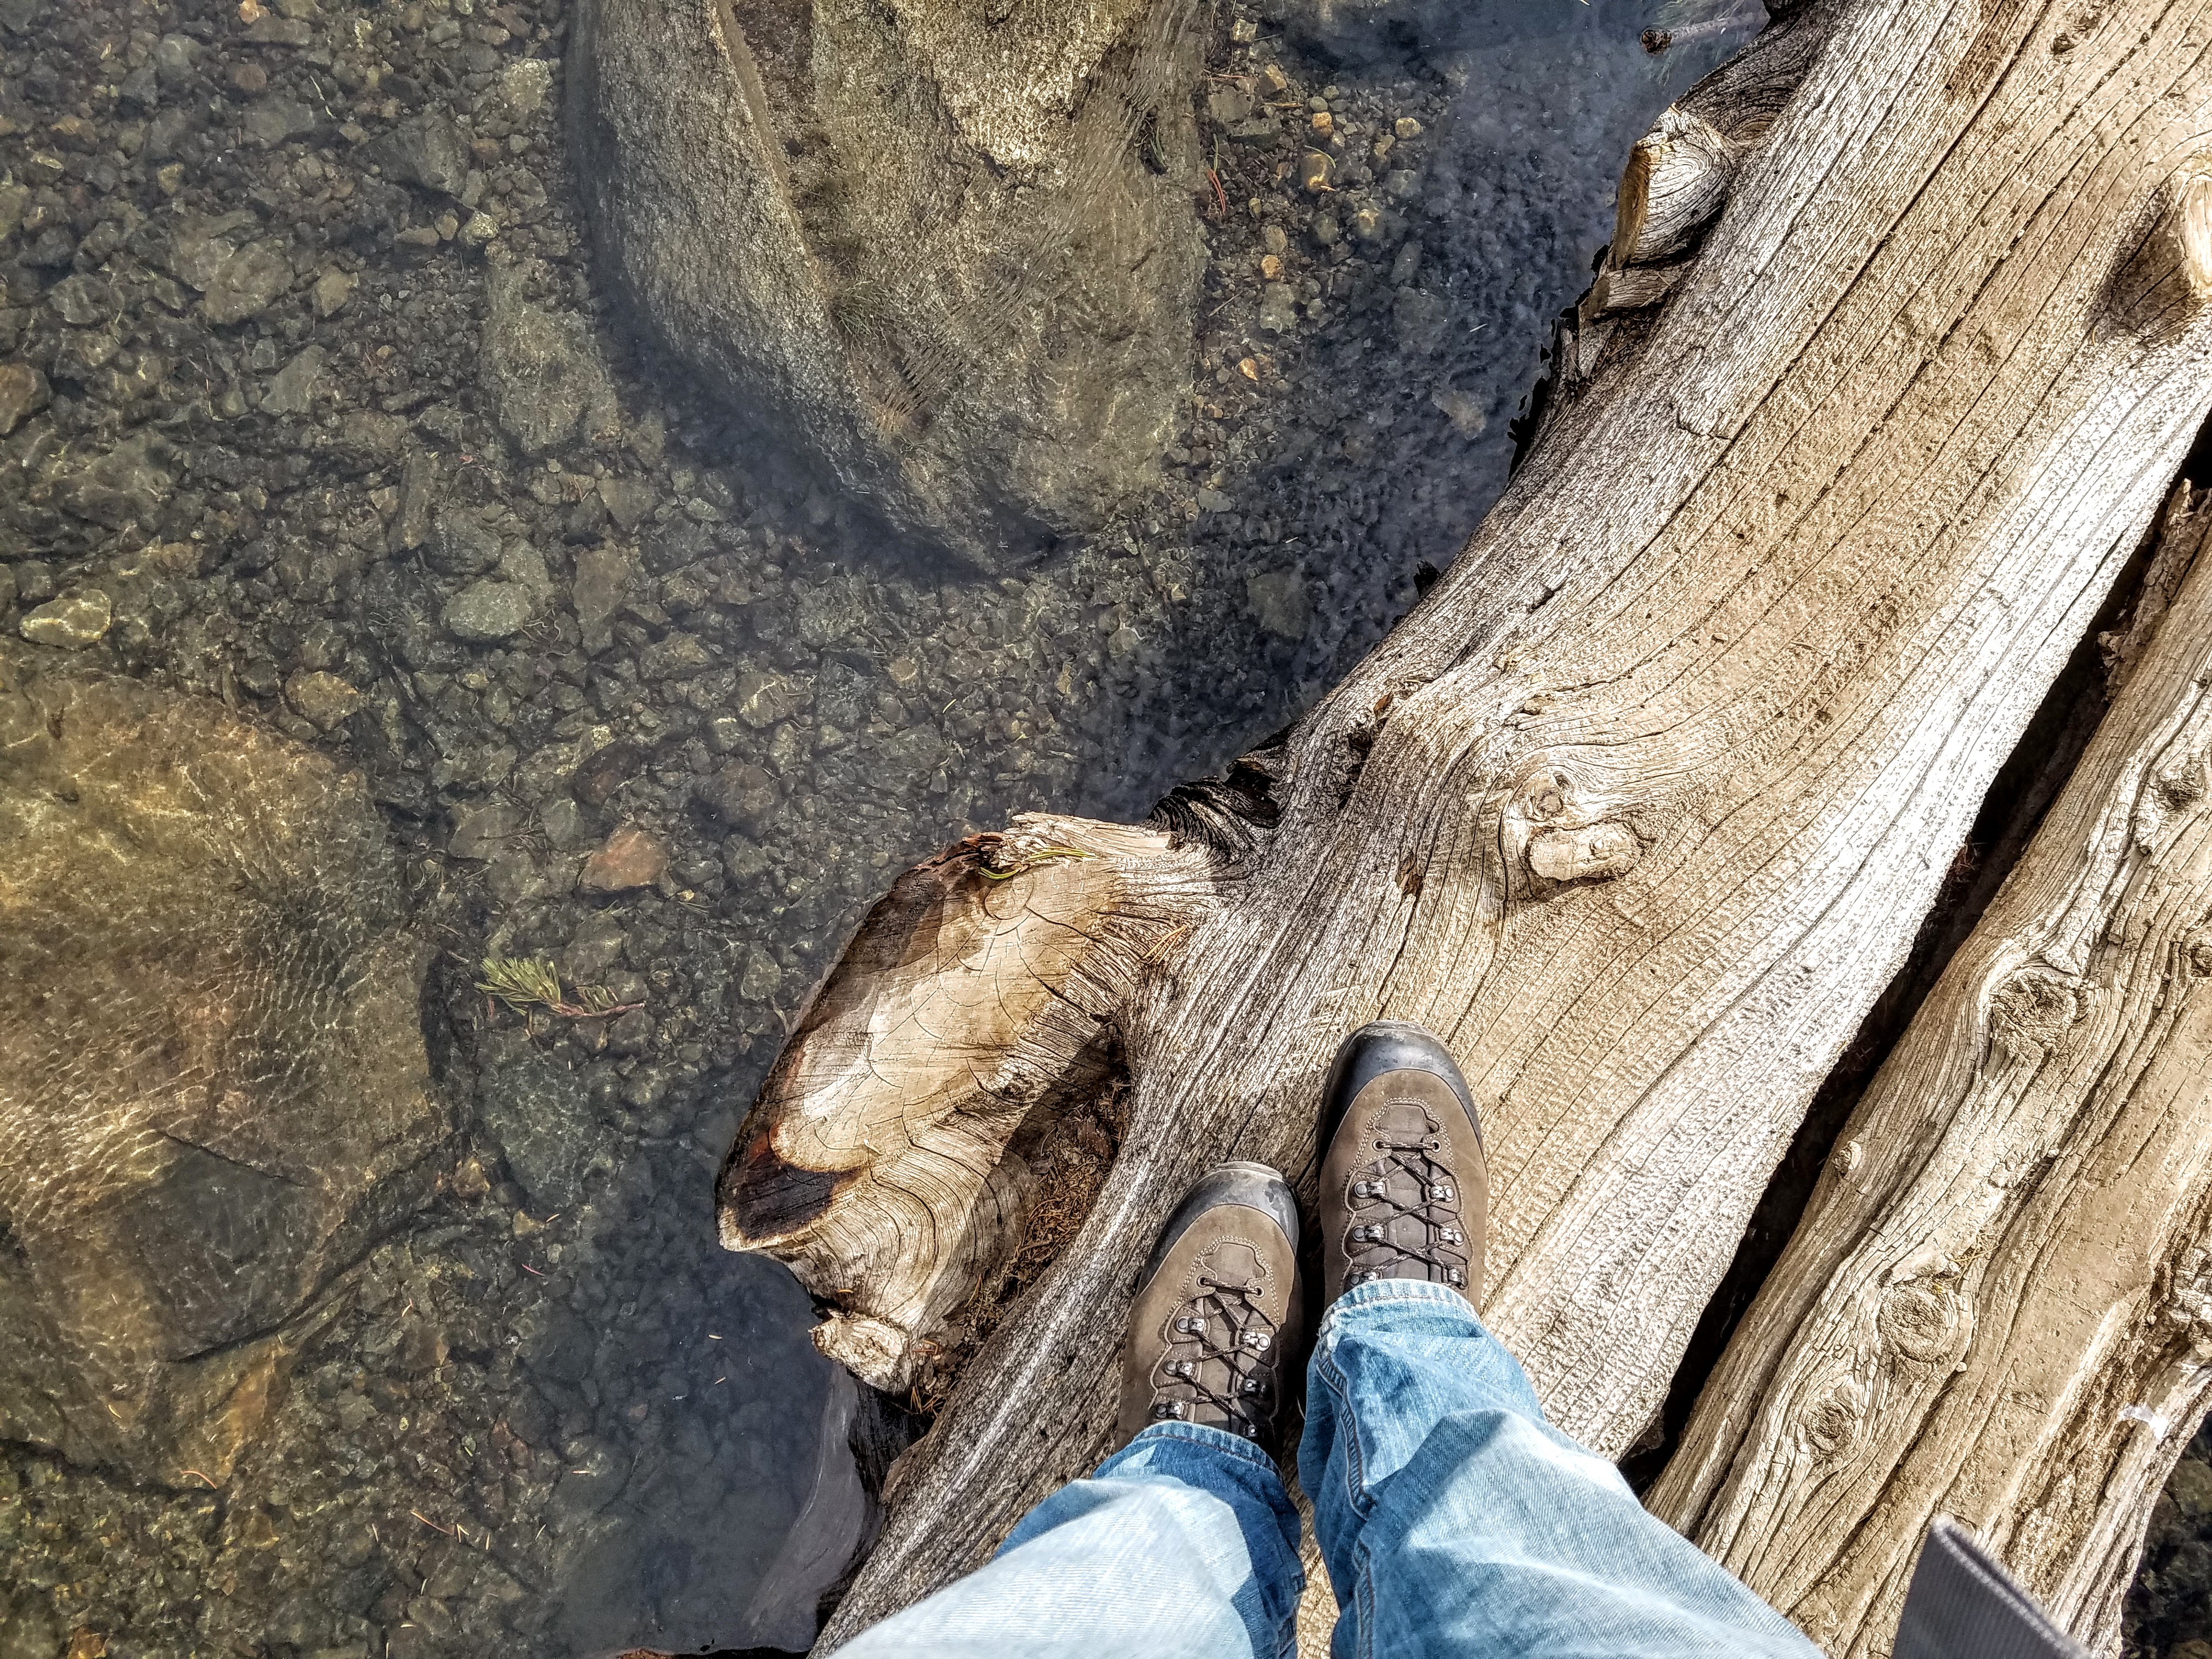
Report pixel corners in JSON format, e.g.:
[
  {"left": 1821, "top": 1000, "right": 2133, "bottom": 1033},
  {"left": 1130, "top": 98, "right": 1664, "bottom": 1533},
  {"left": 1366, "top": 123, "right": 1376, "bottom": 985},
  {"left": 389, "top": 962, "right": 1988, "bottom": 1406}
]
[{"left": 835, "top": 1280, "right": 1821, "bottom": 1659}]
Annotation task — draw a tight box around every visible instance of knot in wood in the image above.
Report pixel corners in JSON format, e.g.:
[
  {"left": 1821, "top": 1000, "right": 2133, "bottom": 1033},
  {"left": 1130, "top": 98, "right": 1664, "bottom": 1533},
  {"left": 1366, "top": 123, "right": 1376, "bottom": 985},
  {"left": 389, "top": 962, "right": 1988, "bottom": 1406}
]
[
  {"left": 1527, "top": 822, "right": 1641, "bottom": 884},
  {"left": 1799, "top": 1375, "right": 1867, "bottom": 1460},
  {"left": 1987, "top": 966, "right": 2086, "bottom": 1062},
  {"left": 1876, "top": 1278, "right": 1961, "bottom": 1365}
]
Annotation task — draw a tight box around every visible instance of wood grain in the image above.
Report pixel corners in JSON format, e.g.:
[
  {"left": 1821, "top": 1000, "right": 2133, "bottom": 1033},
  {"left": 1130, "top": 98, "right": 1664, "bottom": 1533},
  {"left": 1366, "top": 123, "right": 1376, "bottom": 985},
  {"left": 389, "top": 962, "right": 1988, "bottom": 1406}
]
[
  {"left": 724, "top": 0, "right": 2212, "bottom": 1643},
  {"left": 1651, "top": 483, "right": 2212, "bottom": 1656}
]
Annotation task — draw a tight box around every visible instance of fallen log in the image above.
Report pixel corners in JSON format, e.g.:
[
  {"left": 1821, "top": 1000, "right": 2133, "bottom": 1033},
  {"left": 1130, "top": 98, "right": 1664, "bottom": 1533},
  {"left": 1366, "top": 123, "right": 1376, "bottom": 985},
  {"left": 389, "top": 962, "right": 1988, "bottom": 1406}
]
[
  {"left": 719, "top": 0, "right": 2212, "bottom": 1641},
  {"left": 1648, "top": 482, "right": 2212, "bottom": 1654}
]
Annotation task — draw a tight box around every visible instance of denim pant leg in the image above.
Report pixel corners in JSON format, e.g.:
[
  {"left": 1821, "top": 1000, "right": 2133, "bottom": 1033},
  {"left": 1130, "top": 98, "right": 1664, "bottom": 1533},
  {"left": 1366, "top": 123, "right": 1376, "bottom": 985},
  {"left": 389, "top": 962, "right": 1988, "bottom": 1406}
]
[
  {"left": 1298, "top": 1280, "right": 1822, "bottom": 1659},
  {"left": 832, "top": 1421, "right": 1305, "bottom": 1659}
]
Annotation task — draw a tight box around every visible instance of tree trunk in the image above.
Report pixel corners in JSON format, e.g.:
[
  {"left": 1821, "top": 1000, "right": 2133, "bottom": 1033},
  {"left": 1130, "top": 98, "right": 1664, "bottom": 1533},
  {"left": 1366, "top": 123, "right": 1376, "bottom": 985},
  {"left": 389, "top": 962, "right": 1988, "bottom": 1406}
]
[
  {"left": 721, "top": 0, "right": 2212, "bottom": 1643},
  {"left": 1648, "top": 483, "right": 2212, "bottom": 1655}
]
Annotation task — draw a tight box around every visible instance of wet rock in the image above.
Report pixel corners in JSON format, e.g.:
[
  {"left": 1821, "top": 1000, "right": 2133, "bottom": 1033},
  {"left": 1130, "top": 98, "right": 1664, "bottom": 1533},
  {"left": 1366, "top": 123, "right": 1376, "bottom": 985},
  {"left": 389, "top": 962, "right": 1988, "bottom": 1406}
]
[
  {"left": 640, "top": 631, "right": 713, "bottom": 681},
  {"left": 365, "top": 112, "right": 469, "bottom": 197},
  {"left": 570, "top": 742, "right": 642, "bottom": 809},
  {"left": 58, "top": 432, "right": 174, "bottom": 528},
  {"left": 697, "top": 762, "right": 780, "bottom": 831},
  {"left": 480, "top": 263, "right": 619, "bottom": 457},
  {"left": 1246, "top": 570, "right": 1310, "bottom": 641},
  {"left": 733, "top": 672, "right": 804, "bottom": 731},
  {"left": 19, "top": 589, "right": 112, "bottom": 649},
  {"left": 560, "top": 913, "right": 627, "bottom": 982},
  {"left": 48, "top": 274, "right": 119, "bottom": 326},
  {"left": 283, "top": 670, "right": 363, "bottom": 731},
  {"left": 244, "top": 95, "right": 317, "bottom": 148},
  {"left": 444, "top": 579, "right": 538, "bottom": 642},
  {"left": 202, "top": 243, "right": 294, "bottom": 326},
  {"left": 311, "top": 267, "right": 356, "bottom": 318},
  {"left": 449, "top": 800, "right": 527, "bottom": 861},
  {"left": 568, "top": 0, "right": 1204, "bottom": 571},
  {"left": 475, "top": 1051, "right": 596, "bottom": 1212},
  {"left": 153, "top": 31, "right": 202, "bottom": 89},
  {"left": 579, "top": 825, "right": 667, "bottom": 893},
  {"left": 572, "top": 544, "right": 634, "bottom": 654},
  {"left": 261, "top": 345, "right": 326, "bottom": 416},
  {"left": 429, "top": 505, "right": 503, "bottom": 577},
  {"left": 0, "top": 363, "right": 51, "bottom": 436},
  {"left": 1393, "top": 287, "right": 1448, "bottom": 354},
  {"left": 0, "top": 673, "right": 440, "bottom": 1481}
]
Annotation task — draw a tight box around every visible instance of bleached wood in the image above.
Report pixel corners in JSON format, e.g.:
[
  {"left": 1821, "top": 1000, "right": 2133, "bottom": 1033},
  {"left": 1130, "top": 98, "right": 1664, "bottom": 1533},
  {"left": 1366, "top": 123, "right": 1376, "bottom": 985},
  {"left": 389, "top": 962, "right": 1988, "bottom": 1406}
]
[
  {"left": 1650, "top": 485, "right": 2212, "bottom": 1657},
  {"left": 716, "top": 0, "right": 2212, "bottom": 1643}
]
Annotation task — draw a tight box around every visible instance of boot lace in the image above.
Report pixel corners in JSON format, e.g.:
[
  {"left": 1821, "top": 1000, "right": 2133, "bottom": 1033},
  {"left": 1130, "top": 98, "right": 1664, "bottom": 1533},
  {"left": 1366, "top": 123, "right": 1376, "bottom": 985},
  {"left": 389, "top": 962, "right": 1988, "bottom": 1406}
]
[
  {"left": 1148, "top": 1265, "right": 1282, "bottom": 1439},
  {"left": 1343, "top": 1104, "right": 1470, "bottom": 1289}
]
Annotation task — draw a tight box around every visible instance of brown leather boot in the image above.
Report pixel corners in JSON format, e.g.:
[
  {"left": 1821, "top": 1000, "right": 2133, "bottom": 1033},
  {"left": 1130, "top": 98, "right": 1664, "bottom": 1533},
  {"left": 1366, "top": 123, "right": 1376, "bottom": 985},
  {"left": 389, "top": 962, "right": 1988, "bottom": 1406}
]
[
  {"left": 1114, "top": 1162, "right": 1303, "bottom": 1453},
  {"left": 1318, "top": 1022, "right": 1488, "bottom": 1305}
]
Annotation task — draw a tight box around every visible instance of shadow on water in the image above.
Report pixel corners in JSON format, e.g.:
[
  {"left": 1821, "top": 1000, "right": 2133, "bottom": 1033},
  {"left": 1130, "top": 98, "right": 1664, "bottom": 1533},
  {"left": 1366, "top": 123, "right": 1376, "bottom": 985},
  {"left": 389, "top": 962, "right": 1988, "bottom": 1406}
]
[{"left": 0, "top": 1, "right": 1756, "bottom": 1656}]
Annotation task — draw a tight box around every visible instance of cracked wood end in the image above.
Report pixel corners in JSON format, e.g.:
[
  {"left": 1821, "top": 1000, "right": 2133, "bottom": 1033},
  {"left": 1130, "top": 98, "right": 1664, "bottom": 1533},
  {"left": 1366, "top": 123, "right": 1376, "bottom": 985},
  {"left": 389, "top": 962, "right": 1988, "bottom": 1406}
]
[{"left": 717, "top": 815, "right": 1212, "bottom": 1392}]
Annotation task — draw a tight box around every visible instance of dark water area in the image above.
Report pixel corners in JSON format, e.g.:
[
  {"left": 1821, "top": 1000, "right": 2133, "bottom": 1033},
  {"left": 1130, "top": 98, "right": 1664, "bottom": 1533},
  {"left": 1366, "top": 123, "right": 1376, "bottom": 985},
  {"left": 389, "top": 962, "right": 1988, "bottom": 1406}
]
[{"left": 9, "top": 0, "right": 2053, "bottom": 1656}]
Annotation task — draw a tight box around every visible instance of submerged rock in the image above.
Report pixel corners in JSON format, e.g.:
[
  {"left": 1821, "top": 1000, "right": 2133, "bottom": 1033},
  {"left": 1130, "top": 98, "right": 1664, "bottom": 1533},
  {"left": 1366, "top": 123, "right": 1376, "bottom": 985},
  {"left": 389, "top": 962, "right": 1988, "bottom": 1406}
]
[
  {"left": 0, "top": 667, "right": 443, "bottom": 1483},
  {"left": 567, "top": 0, "right": 1207, "bottom": 571}
]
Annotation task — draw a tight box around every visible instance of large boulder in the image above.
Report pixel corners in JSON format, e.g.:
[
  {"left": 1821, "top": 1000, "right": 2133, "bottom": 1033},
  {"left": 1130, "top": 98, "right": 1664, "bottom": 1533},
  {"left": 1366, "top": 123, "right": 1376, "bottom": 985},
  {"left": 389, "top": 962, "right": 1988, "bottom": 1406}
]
[
  {"left": 0, "top": 665, "right": 444, "bottom": 1484},
  {"left": 567, "top": 0, "right": 1208, "bottom": 572}
]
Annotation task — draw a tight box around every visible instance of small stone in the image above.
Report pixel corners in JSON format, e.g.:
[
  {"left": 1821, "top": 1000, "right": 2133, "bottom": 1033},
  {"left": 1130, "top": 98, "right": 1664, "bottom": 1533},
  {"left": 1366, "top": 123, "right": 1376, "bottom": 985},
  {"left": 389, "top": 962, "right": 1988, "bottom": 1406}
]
[
  {"left": 59, "top": 433, "right": 174, "bottom": 527},
  {"left": 739, "top": 946, "right": 782, "bottom": 1001},
  {"left": 48, "top": 274, "right": 117, "bottom": 326},
  {"left": 428, "top": 505, "right": 503, "bottom": 576},
  {"left": 481, "top": 263, "right": 618, "bottom": 456},
  {"left": 572, "top": 544, "right": 633, "bottom": 654},
  {"left": 1207, "top": 85, "right": 1254, "bottom": 127},
  {"left": 579, "top": 825, "right": 667, "bottom": 894},
  {"left": 1195, "top": 487, "right": 1232, "bottom": 514},
  {"left": 1311, "top": 210, "right": 1340, "bottom": 246},
  {"left": 639, "top": 631, "right": 713, "bottom": 680},
  {"left": 230, "top": 63, "right": 269, "bottom": 94},
  {"left": 1260, "top": 62, "right": 1290, "bottom": 95},
  {"left": 733, "top": 668, "right": 804, "bottom": 730},
  {"left": 1430, "top": 385, "right": 1486, "bottom": 436},
  {"left": 1261, "top": 224, "right": 1289, "bottom": 255},
  {"left": 1258, "top": 283, "right": 1299, "bottom": 334},
  {"left": 444, "top": 579, "right": 536, "bottom": 642},
  {"left": 560, "top": 913, "right": 626, "bottom": 981},
  {"left": 261, "top": 343, "right": 326, "bottom": 415},
  {"left": 1300, "top": 150, "right": 1333, "bottom": 193},
  {"left": 201, "top": 242, "right": 292, "bottom": 325},
  {"left": 1351, "top": 204, "right": 1387, "bottom": 242},
  {"left": 1390, "top": 240, "right": 1423, "bottom": 286},
  {"left": 1310, "top": 109, "right": 1333, "bottom": 136},
  {"left": 539, "top": 796, "right": 590, "bottom": 851},
  {"left": 19, "top": 588, "right": 112, "bottom": 648},
  {"left": 1395, "top": 117, "right": 1423, "bottom": 140},
  {"left": 1230, "top": 15, "right": 1257, "bottom": 41},
  {"left": 1384, "top": 167, "right": 1422, "bottom": 202},
  {"left": 1248, "top": 569, "right": 1310, "bottom": 641},
  {"left": 1259, "top": 253, "right": 1284, "bottom": 279},
  {"left": 1395, "top": 288, "right": 1448, "bottom": 355},
  {"left": 284, "top": 669, "right": 363, "bottom": 731},
  {"left": 697, "top": 761, "right": 780, "bottom": 830},
  {"left": 0, "top": 362, "right": 51, "bottom": 436},
  {"left": 459, "top": 211, "right": 498, "bottom": 249},
  {"left": 244, "top": 94, "right": 315, "bottom": 148},
  {"left": 311, "top": 266, "right": 354, "bottom": 317},
  {"left": 366, "top": 112, "right": 469, "bottom": 195}
]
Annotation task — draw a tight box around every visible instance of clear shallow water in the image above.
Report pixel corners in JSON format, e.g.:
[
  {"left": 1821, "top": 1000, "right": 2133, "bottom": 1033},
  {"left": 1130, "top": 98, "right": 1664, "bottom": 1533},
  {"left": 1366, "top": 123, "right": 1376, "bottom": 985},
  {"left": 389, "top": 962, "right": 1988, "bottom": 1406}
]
[{"left": 0, "top": 1, "right": 1757, "bottom": 1655}]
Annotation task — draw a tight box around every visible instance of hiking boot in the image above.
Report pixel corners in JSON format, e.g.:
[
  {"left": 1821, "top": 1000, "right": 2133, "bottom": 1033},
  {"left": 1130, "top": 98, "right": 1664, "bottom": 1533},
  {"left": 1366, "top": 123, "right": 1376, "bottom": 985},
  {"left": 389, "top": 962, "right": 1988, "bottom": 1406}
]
[
  {"left": 1114, "top": 1162, "right": 1303, "bottom": 1453},
  {"left": 1319, "top": 1022, "right": 1488, "bottom": 1306}
]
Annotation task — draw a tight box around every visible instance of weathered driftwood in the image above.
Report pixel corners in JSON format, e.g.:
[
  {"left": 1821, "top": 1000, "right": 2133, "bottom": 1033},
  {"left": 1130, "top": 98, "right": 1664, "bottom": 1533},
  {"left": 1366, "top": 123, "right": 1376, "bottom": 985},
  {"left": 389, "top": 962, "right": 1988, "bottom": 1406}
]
[
  {"left": 1649, "top": 483, "right": 2212, "bottom": 1655},
  {"left": 717, "top": 0, "right": 2212, "bottom": 1641}
]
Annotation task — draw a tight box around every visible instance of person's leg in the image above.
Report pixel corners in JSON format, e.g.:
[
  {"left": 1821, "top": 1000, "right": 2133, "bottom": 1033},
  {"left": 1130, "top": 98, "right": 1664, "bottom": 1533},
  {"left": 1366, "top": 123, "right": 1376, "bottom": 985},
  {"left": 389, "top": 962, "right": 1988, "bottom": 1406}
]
[
  {"left": 834, "top": 1420, "right": 1303, "bottom": 1659},
  {"left": 1299, "top": 1280, "right": 1821, "bottom": 1659},
  {"left": 1305, "top": 1022, "right": 1820, "bottom": 1659},
  {"left": 835, "top": 1161, "right": 1310, "bottom": 1658}
]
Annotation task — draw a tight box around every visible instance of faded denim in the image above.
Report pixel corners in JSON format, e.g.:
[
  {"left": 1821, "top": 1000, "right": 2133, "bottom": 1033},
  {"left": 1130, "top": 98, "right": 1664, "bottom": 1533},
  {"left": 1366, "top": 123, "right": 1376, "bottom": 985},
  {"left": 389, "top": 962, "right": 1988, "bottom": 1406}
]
[{"left": 833, "top": 1279, "right": 1821, "bottom": 1659}]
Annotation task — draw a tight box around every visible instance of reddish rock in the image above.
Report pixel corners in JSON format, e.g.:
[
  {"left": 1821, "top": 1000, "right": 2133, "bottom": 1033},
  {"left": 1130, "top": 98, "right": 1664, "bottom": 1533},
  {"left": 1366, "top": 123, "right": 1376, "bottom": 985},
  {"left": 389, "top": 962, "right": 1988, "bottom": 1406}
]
[{"left": 580, "top": 824, "right": 666, "bottom": 893}]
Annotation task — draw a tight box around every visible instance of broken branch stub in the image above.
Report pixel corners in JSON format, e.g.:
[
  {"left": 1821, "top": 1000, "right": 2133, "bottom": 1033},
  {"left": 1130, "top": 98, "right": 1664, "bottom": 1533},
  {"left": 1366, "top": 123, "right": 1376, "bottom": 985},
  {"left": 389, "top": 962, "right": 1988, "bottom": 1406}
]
[{"left": 717, "top": 816, "right": 1211, "bottom": 1393}]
